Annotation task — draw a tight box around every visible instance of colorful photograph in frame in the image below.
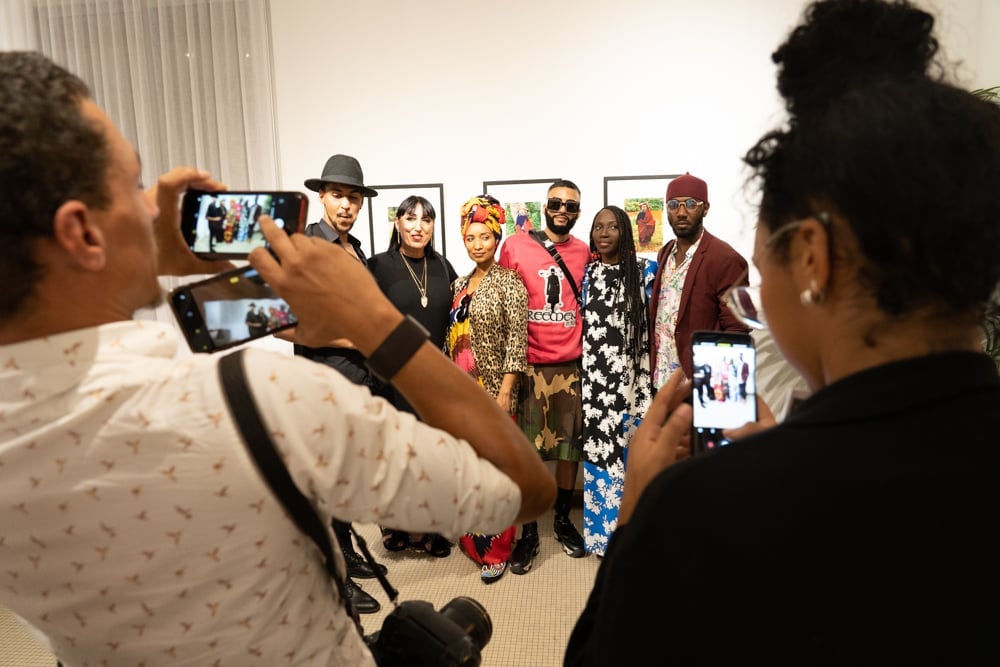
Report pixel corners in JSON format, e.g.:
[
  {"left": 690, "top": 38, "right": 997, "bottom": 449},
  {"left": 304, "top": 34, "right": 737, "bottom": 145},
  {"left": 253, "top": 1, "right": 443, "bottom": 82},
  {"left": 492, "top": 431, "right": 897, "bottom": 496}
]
[
  {"left": 604, "top": 174, "right": 680, "bottom": 258},
  {"left": 483, "top": 178, "right": 556, "bottom": 240},
  {"left": 365, "top": 183, "right": 447, "bottom": 258}
]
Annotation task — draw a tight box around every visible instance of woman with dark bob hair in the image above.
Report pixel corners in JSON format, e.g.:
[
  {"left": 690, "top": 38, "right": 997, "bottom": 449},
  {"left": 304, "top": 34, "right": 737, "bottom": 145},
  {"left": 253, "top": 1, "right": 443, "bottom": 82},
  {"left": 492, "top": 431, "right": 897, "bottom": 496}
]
[
  {"left": 368, "top": 195, "right": 458, "bottom": 557},
  {"left": 567, "top": 0, "right": 1000, "bottom": 664}
]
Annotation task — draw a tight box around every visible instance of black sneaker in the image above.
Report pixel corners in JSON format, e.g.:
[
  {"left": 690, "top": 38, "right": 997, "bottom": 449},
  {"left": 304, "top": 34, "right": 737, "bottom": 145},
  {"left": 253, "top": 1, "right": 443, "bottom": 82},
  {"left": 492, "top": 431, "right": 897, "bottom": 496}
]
[
  {"left": 509, "top": 530, "right": 539, "bottom": 575},
  {"left": 553, "top": 515, "right": 586, "bottom": 558},
  {"left": 343, "top": 549, "right": 388, "bottom": 580}
]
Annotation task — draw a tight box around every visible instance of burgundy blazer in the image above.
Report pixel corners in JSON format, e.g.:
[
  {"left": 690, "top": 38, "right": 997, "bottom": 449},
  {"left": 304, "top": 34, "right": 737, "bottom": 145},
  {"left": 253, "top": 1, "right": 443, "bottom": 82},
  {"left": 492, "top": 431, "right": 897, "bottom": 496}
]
[{"left": 648, "top": 229, "right": 750, "bottom": 378}]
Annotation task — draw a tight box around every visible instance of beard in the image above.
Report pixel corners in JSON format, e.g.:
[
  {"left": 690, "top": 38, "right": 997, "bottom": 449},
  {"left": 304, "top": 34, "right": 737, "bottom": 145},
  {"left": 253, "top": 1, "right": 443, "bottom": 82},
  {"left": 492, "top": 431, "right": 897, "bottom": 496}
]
[
  {"left": 668, "top": 212, "right": 705, "bottom": 241},
  {"left": 544, "top": 209, "right": 578, "bottom": 235}
]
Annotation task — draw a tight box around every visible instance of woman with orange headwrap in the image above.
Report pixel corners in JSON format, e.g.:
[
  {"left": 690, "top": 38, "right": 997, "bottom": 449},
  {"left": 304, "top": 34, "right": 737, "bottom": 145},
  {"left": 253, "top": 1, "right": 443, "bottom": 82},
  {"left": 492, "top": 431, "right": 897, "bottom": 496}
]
[{"left": 447, "top": 195, "right": 528, "bottom": 583}]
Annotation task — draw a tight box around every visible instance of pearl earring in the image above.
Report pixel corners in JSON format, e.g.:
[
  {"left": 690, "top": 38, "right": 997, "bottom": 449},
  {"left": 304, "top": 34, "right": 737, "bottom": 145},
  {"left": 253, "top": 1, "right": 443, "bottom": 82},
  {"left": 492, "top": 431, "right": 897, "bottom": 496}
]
[{"left": 799, "top": 280, "right": 823, "bottom": 306}]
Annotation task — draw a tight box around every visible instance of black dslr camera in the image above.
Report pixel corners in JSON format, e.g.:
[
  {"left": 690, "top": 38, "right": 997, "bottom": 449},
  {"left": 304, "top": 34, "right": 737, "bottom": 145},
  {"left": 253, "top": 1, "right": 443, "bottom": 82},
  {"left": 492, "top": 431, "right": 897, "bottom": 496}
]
[{"left": 367, "top": 596, "right": 492, "bottom": 667}]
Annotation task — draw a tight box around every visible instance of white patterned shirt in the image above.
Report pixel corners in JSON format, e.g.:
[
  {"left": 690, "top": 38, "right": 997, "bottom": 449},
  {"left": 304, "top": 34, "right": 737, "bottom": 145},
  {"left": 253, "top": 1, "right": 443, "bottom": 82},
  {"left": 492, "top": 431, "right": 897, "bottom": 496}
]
[
  {"left": 0, "top": 321, "right": 520, "bottom": 666},
  {"left": 652, "top": 236, "right": 701, "bottom": 386}
]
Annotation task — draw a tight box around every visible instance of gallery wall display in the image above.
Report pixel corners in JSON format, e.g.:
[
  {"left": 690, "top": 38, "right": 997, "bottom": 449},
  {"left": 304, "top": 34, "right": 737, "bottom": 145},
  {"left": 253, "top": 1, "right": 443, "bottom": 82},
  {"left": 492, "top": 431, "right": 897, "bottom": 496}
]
[
  {"left": 483, "top": 178, "right": 558, "bottom": 239},
  {"left": 365, "top": 183, "right": 447, "bottom": 258},
  {"left": 604, "top": 174, "right": 681, "bottom": 258}
]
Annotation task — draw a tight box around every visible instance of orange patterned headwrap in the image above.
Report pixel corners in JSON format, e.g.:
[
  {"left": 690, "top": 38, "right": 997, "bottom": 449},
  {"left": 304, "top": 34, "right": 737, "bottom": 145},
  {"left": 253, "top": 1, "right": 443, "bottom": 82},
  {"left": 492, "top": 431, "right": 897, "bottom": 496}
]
[{"left": 459, "top": 194, "right": 505, "bottom": 240}]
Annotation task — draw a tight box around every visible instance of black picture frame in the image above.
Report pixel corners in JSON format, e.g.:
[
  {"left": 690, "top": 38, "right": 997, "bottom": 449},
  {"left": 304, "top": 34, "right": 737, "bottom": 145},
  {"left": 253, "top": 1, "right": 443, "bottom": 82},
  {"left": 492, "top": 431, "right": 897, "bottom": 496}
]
[
  {"left": 603, "top": 174, "right": 681, "bottom": 258},
  {"left": 365, "top": 183, "right": 447, "bottom": 258},
  {"left": 483, "top": 178, "right": 559, "bottom": 239}
]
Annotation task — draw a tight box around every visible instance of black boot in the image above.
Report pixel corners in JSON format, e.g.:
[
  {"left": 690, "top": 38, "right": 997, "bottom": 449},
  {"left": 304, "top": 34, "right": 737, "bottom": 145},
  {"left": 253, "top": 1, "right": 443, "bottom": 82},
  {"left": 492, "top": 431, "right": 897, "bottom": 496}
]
[
  {"left": 553, "top": 488, "right": 586, "bottom": 558},
  {"left": 553, "top": 512, "right": 586, "bottom": 558},
  {"left": 332, "top": 519, "right": 387, "bottom": 579},
  {"left": 343, "top": 576, "right": 380, "bottom": 614},
  {"left": 509, "top": 522, "right": 539, "bottom": 575}
]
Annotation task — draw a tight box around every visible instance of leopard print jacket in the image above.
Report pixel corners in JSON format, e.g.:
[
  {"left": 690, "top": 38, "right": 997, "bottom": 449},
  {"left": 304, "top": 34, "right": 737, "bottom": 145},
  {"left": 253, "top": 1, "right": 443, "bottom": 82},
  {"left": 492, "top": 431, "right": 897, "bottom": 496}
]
[{"left": 450, "top": 264, "right": 528, "bottom": 405}]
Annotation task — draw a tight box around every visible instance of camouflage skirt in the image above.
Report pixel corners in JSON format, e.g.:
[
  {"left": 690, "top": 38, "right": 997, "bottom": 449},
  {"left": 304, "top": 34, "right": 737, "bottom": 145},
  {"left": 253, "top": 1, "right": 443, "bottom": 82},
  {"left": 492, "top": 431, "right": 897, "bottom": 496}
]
[{"left": 517, "top": 361, "right": 584, "bottom": 462}]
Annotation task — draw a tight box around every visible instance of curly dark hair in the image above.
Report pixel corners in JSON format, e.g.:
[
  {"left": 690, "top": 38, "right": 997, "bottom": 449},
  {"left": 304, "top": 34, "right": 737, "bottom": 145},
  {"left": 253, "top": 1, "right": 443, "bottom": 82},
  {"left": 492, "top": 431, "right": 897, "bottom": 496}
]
[
  {"left": 743, "top": 0, "right": 1000, "bottom": 321},
  {"left": 0, "top": 51, "right": 110, "bottom": 318},
  {"left": 589, "top": 205, "right": 649, "bottom": 373}
]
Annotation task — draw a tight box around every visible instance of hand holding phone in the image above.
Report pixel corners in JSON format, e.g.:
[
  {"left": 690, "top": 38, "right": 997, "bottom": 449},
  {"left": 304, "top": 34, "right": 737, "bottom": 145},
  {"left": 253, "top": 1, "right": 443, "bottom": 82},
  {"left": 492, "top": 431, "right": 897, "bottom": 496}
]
[
  {"left": 181, "top": 190, "right": 308, "bottom": 259},
  {"left": 690, "top": 330, "right": 758, "bottom": 455},
  {"left": 248, "top": 216, "right": 398, "bottom": 351},
  {"left": 720, "top": 396, "right": 778, "bottom": 442},
  {"left": 151, "top": 167, "right": 236, "bottom": 277}
]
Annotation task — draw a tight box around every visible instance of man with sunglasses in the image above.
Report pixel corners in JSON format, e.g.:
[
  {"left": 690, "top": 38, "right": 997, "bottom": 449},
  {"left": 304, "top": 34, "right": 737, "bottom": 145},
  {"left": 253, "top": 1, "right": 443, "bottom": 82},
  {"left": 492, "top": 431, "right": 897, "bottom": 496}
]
[
  {"left": 498, "top": 179, "right": 591, "bottom": 572},
  {"left": 648, "top": 172, "right": 749, "bottom": 386}
]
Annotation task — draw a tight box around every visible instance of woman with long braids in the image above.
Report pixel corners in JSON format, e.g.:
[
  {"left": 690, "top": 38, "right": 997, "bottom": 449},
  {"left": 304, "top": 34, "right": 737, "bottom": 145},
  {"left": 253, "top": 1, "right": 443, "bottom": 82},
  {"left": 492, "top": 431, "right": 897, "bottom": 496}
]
[{"left": 580, "top": 205, "right": 656, "bottom": 556}]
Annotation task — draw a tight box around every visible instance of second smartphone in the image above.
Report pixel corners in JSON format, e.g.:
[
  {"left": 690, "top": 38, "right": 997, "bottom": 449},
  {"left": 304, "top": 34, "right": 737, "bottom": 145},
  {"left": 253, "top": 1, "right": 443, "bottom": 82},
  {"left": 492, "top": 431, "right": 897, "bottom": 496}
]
[
  {"left": 690, "top": 330, "right": 758, "bottom": 455},
  {"left": 180, "top": 189, "right": 308, "bottom": 259},
  {"left": 168, "top": 265, "right": 296, "bottom": 353}
]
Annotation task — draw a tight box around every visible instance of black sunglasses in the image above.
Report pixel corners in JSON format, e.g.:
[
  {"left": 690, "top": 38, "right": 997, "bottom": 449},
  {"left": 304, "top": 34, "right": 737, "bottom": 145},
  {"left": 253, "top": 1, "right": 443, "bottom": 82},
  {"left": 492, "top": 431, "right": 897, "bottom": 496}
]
[
  {"left": 456, "top": 293, "right": 472, "bottom": 323},
  {"left": 546, "top": 197, "right": 581, "bottom": 214}
]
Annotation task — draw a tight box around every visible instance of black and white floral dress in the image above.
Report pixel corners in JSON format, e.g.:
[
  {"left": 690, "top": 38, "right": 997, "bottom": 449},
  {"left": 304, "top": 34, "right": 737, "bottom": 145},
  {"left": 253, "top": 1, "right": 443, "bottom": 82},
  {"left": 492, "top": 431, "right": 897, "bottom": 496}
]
[{"left": 581, "top": 257, "right": 656, "bottom": 555}]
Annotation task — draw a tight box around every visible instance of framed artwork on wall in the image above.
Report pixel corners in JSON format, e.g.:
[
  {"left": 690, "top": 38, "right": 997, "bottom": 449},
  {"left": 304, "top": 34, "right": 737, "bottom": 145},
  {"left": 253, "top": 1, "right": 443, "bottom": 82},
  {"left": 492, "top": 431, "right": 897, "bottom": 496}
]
[
  {"left": 603, "top": 174, "right": 680, "bottom": 258},
  {"left": 365, "top": 183, "right": 447, "bottom": 258},
  {"left": 482, "top": 178, "right": 557, "bottom": 239}
]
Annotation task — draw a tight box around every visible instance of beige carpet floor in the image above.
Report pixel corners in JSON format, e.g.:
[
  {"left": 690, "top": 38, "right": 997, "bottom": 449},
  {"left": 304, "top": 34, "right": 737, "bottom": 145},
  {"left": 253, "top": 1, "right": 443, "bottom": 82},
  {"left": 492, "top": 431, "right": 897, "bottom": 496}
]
[{"left": 1, "top": 505, "right": 600, "bottom": 666}]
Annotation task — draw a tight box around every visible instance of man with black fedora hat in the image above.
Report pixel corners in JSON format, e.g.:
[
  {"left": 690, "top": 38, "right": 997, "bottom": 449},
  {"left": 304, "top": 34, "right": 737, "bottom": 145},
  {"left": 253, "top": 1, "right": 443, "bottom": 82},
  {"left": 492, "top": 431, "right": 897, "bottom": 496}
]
[
  {"left": 292, "top": 153, "right": 378, "bottom": 380},
  {"left": 302, "top": 154, "right": 378, "bottom": 263},
  {"left": 289, "top": 153, "right": 386, "bottom": 613}
]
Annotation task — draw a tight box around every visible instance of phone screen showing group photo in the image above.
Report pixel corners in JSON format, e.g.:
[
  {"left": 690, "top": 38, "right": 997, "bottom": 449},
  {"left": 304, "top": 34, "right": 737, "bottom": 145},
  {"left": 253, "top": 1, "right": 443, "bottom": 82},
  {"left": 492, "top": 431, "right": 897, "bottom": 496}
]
[
  {"left": 182, "top": 191, "right": 306, "bottom": 258},
  {"left": 171, "top": 267, "right": 297, "bottom": 352},
  {"left": 691, "top": 334, "right": 757, "bottom": 454}
]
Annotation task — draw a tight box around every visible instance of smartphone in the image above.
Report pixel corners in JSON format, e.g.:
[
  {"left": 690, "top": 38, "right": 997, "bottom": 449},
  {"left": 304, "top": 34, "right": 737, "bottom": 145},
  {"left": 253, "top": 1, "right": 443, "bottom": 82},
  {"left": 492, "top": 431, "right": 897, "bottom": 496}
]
[
  {"left": 180, "top": 190, "right": 308, "bottom": 259},
  {"left": 690, "top": 330, "right": 757, "bottom": 455},
  {"left": 168, "top": 266, "right": 296, "bottom": 353}
]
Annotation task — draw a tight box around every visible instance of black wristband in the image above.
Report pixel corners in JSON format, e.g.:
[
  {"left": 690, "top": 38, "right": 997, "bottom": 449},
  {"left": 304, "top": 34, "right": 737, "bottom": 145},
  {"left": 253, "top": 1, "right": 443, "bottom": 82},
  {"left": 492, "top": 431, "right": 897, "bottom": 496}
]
[{"left": 365, "top": 314, "right": 430, "bottom": 383}]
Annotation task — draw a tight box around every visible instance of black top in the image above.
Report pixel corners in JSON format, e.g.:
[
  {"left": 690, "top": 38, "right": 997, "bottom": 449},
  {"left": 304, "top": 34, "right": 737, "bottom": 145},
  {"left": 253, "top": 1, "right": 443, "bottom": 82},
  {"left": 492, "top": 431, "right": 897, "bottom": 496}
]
[
  {"left": 367, "top": 250, "right": 457, "bottom": 351},
  {"left": 293, "top": 221, "right": 371, "bottom": 386},
  {"left": 566, "top": 352, "right": 1000, "bottom": 666},
  {"left": 367, "top": 249, "right": 458, "bottom": 412}
]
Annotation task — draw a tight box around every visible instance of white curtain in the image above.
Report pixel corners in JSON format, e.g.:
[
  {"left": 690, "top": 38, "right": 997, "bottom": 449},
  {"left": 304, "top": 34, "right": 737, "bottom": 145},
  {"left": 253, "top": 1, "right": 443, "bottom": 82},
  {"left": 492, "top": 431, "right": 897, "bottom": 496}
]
[{"left": 0, "top": 0, "right": 279, "bottom": 190}]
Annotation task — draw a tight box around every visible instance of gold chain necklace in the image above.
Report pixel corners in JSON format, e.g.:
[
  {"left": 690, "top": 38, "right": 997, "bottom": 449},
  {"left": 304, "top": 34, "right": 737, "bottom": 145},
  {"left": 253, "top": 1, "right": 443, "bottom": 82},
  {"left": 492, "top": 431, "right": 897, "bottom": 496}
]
[{"left": 400, "top": 253, "right": 428, "bottom": 308}]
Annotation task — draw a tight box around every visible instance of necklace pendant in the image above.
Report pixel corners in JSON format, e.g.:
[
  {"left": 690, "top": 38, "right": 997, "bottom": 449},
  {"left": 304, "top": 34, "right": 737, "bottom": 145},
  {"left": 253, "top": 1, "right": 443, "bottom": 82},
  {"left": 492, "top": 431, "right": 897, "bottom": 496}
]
[{"left": 420, "top": 295, "right": 428, "bottom": 308}]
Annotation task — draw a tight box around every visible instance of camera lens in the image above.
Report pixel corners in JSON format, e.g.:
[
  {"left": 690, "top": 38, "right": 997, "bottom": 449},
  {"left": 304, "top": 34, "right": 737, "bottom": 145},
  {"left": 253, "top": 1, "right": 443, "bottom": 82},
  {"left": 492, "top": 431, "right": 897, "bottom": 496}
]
[{"left": 440, "top": 596, "right": 492, "bottom": 653}]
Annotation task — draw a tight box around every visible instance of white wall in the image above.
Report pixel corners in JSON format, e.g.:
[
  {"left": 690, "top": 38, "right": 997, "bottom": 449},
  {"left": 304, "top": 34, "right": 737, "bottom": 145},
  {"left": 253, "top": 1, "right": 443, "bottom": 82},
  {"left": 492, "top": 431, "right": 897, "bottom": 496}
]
[{"left": 269, "top": 0, "right": 993, "bottom": 276}]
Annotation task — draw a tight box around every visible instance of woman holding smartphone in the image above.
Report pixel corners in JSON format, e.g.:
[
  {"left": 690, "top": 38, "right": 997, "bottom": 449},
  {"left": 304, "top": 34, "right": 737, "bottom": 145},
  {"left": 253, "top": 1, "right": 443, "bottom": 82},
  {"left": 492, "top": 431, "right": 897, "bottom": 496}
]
[
  {"left": 567, "top": 0, "right": 1000, "bottom": 663},
  {"left": 368, "top": 195, "right": 458, "bottom": 557}
]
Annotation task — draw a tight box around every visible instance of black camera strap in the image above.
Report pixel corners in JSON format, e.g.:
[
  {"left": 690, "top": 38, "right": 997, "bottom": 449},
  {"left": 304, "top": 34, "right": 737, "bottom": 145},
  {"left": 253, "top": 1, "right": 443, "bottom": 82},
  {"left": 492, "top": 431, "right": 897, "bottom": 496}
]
[{"left": 217, "top": 348, "right": 398, "bottom": 631}]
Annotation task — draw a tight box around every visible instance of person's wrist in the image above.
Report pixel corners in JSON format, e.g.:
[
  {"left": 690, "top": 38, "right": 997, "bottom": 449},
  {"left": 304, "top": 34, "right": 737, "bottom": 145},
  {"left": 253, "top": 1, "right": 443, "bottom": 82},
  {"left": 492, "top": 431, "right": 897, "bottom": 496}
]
[{"left": 364, "top": 314, "right": 430, "bottom": 383}]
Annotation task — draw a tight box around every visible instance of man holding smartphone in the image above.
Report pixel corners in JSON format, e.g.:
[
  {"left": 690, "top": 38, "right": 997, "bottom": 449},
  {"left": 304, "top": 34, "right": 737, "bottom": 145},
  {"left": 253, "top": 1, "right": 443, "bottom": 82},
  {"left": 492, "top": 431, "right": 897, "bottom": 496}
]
[
  {"left": 648, "top": 172, "right": 750, "bottom": 384},
  {"left": 0, "top": 52, "right": 554, "bottom": 666}
]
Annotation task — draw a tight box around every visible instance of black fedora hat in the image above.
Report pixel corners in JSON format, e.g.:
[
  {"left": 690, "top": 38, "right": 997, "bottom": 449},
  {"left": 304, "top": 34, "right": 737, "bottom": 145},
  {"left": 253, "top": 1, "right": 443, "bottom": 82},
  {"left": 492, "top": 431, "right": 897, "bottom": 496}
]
[{"left": 304, "top": 154, "right": 378, "bottom": 197}]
